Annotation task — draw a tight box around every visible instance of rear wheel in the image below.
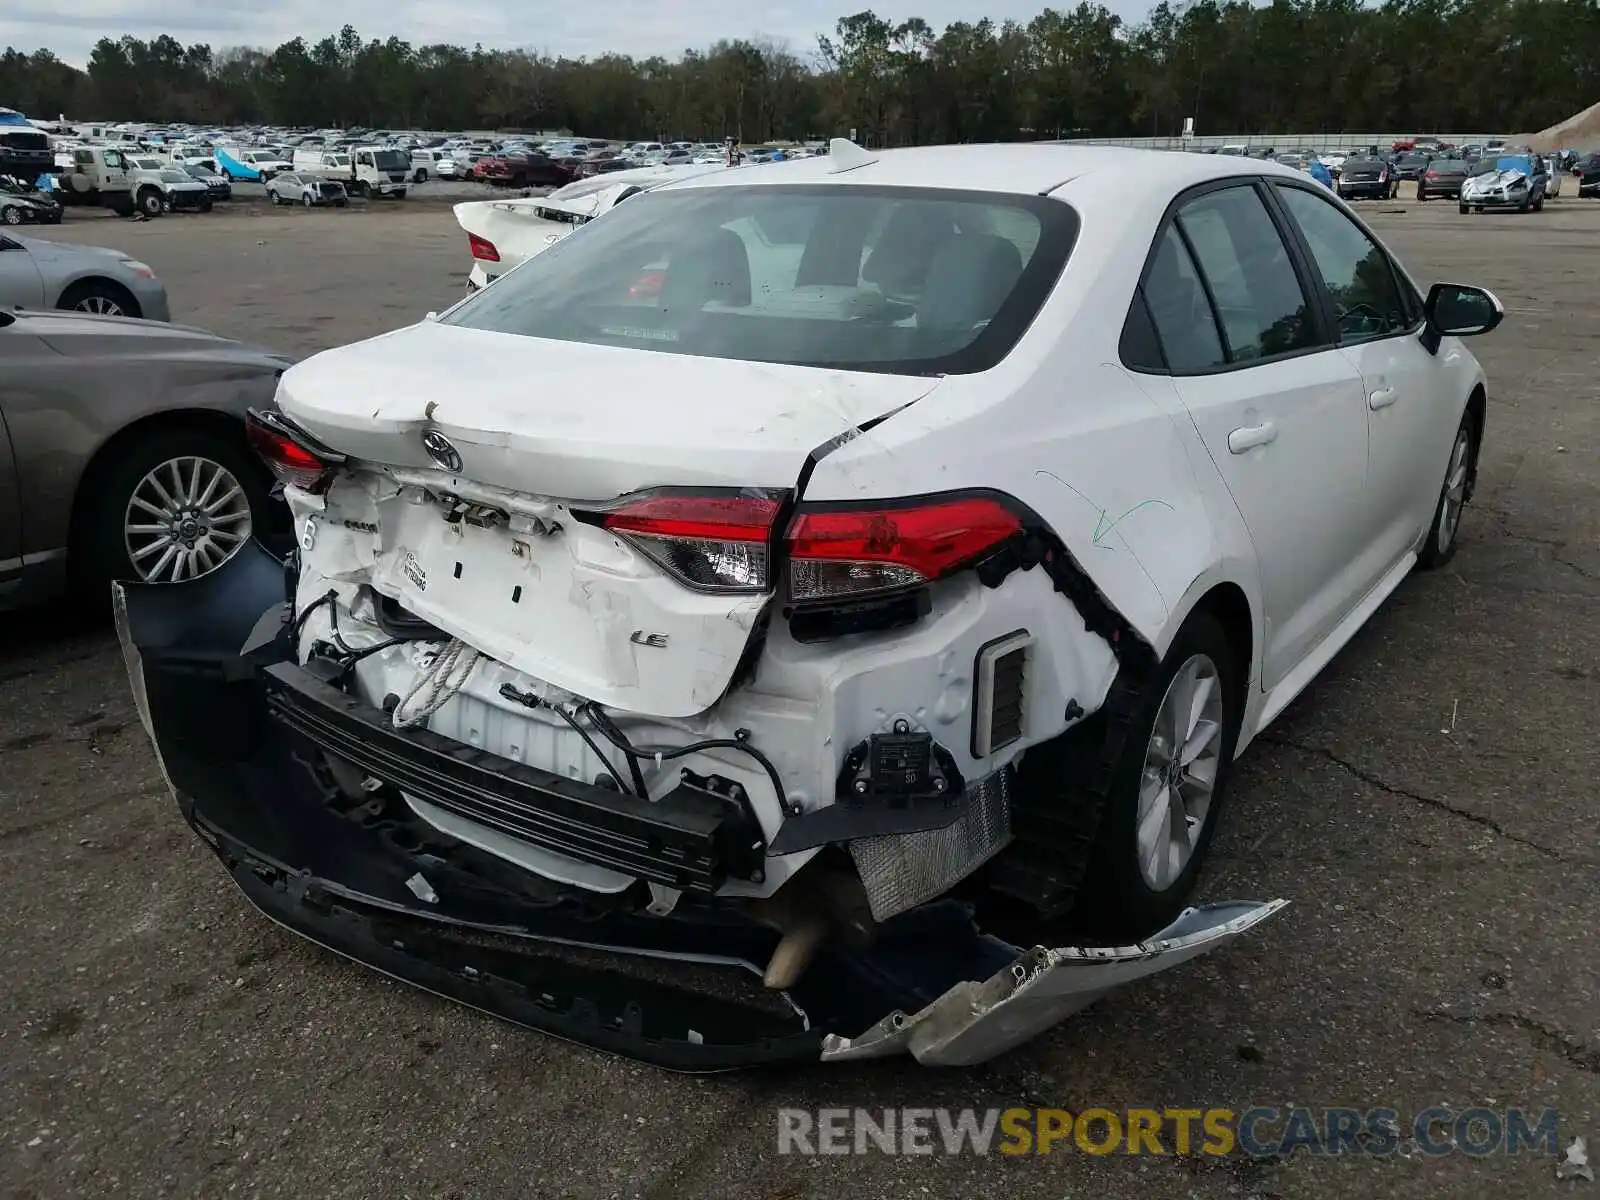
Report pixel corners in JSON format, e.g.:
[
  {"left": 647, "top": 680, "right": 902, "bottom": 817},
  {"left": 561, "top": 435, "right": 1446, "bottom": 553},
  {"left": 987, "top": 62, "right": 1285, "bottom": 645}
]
[
  {"left": 75, "top": 426, "right": 273, "bottom": 594},
  {"left": 1417, "top": 188, "right": 1428, "bottom": 202},
  {"left": 137, "top": 187, "right": 163, "bottom": 217},
  {"left": 1533, "top": 194, "right": 1545, "bottom": 212},
  {"left": 57, "top": 279, "right": 140, "bottom": 318},
  {"left": 1075, "top": 611, "right": 1244, "bottom": 936}
]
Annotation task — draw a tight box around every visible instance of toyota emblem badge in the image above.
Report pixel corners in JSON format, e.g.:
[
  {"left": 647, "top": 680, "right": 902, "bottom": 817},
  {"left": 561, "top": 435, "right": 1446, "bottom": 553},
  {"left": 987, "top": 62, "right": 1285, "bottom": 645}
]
[{"left": 422, "top": 430, "right": 463, "bottom": 473}]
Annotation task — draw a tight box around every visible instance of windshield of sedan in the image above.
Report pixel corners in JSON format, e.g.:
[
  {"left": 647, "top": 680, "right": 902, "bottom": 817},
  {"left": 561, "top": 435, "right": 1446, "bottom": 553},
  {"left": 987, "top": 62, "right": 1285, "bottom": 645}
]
[
  {"left": 159, "top": 169, "right": 190, "bottom": 183},
  {"left": 443, "top": 185, "right": 1079, "bottom": 376}
]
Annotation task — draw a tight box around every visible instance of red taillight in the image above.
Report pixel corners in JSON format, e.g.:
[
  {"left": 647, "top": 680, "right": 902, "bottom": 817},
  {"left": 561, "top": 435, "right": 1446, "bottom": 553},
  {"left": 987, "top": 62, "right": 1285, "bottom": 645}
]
[
  {"left": 468, "top": 232, "right": 499, "bottom": 262},
  {"left": 784, "top": 496, "right": 1022, "bottom": 603},
  {"left": 603, "top": 493, "right": 783, "bottom": 592},
  {"left": 1426, "top": 169, "right": 1440, "bottom": 178},
  {"left": 245, "top": 409, "right": 338, "bottom": 491}
]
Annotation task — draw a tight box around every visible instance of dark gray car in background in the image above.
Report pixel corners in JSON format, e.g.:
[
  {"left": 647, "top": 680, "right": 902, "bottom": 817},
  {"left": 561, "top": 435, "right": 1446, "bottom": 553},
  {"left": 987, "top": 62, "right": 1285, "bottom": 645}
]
[{"left": 0, "top": 309, "right": 292, "bottom": 609}]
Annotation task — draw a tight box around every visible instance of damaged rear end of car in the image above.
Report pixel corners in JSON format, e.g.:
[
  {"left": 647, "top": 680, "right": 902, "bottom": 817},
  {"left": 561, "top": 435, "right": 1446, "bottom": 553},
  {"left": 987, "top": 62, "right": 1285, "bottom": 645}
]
[{"left": 116, "top": 167, "right": 1284, "bottom": 1069}]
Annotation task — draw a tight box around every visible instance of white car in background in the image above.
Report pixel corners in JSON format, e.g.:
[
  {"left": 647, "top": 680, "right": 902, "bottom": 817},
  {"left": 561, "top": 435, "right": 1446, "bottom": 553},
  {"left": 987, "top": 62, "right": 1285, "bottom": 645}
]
[
  {"left": 452, "top": 163, "right": 729, "bottom": 291},
  {"left": 121, "top": 140, "right": 1504, "bottom": 1069}
]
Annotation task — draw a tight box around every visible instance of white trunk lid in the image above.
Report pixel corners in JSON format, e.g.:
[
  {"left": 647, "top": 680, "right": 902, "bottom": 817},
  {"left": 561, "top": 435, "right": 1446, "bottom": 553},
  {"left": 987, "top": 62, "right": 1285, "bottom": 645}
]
[{"left": 277, "top": 322, "right": 938, "bottom": 498}]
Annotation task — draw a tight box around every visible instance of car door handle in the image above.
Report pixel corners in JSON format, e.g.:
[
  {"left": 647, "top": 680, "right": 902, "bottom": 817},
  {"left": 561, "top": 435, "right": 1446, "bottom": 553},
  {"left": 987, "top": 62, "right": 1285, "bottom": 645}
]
[
  {"left": 1227, "top": 422, "right": 1278, "bottom": 454},
  {"left": 1368, "top": 387, "right": 1398, "bottom": 410}
]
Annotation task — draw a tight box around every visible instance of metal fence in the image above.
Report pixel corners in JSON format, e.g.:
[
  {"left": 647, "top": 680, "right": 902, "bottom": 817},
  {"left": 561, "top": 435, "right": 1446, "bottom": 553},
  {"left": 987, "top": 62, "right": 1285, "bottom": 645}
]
[{"left": 1056, "top": 132, "right": 1511, "bottom": 152}]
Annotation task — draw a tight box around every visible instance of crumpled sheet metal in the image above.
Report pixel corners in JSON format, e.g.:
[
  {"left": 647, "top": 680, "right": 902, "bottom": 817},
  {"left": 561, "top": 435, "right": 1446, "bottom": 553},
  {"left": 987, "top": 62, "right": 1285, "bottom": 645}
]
[{"left": 821, "top": 899, "right": 1289, "bottom": 1065}]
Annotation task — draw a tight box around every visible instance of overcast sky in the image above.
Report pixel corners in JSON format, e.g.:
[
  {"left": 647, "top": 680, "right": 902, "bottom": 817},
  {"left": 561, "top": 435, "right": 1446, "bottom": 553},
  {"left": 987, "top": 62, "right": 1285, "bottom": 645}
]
[{"left": 3, "top": 0, "right": 1157, "bottom": 69}]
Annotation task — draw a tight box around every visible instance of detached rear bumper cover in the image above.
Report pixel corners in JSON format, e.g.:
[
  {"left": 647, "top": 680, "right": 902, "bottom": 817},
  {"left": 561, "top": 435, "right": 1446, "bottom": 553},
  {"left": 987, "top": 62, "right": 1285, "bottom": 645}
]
[{"left": 114, "top": 543, "right": 1286, "bottom": 1070}]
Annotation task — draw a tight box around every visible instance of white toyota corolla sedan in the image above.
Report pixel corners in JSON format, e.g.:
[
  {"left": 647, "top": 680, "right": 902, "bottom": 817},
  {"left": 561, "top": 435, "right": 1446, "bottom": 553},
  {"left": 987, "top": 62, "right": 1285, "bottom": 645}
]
[{"left": 116, "top": 140, "right": 1503, "bottom": 1068}]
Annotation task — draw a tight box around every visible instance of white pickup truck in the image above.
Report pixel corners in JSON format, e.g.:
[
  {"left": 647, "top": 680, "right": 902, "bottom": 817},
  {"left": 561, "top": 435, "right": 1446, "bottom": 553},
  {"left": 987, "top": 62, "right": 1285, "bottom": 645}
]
[{"left": 453, "top": 163, "right": 727, "bottom": 291}]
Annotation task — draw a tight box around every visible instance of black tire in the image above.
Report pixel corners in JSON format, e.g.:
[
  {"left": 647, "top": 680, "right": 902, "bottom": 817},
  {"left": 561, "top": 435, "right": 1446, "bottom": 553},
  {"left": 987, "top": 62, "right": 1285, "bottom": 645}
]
[
  {"left": 302, "top": 193, "right": 313, "bottom": 207},
  {"left": 199, "top": 197, "right": 213, "bottom": 213},
  {"left": 1417, "top": 188, "right": 1428, "bottom": 202},
  {"left": 334, "top": 199, "right": 348, "bottom": 208},
  {"left": 1533, "top": 194, "right": 1544, "bottom": 212},
  {"left": 1074, "top": 610, "right": 1245, "bottom": 937},
  {"left": 1417, "top": 408, "right": 1477, "bottom": 570},
  {"left": 1459, "top": 203, "right": 1469, "bottom": 214},
  {"left": 393, "top": 189, "right": 407, "bottom": 200},
  {"left": 137, "top": 187, "right": 163, "bottom": 217},
  {"left": 57, "top": 279, "right": 141, "bottom": 319},
  {"left": 415, "top": 169, "right": 428, "bottom": 183},
  {"left": 73, "top": 425, "right": 276, "bottom": 598}
]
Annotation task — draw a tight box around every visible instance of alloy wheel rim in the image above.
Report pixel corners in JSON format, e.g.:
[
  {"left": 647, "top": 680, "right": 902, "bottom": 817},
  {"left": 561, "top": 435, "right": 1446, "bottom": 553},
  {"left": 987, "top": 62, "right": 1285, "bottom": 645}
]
[
  {"left": 75, "top": 296, "right": 124, "bottom": 315},
  {"left": 124, "top": 455, "right": 252, "bottom": 583},
  {"left": 1438, "top": 429, "right": 1471, "bottom": 553},
  {"left": 1136, "top": 653, "right": 1224, "bottom": 891}
]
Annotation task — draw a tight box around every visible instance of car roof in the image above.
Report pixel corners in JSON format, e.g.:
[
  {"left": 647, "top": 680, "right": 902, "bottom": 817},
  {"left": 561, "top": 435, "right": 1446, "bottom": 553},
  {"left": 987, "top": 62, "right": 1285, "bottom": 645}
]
[{"left": 660, "top": 141, "right": 1311, "bottom": 198}]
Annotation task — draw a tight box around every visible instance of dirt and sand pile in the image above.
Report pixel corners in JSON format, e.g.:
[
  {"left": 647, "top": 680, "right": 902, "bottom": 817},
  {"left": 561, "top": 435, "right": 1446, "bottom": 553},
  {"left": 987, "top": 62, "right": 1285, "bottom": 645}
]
[{"left": 1518, "top": 97, "right": 1600, "bottom": 150}]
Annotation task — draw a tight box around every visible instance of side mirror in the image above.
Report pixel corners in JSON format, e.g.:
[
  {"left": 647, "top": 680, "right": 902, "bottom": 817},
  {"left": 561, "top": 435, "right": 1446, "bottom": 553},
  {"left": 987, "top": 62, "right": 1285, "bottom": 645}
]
[{"left": 1423, "top": 283, "right": 1503, "bottom": 346}]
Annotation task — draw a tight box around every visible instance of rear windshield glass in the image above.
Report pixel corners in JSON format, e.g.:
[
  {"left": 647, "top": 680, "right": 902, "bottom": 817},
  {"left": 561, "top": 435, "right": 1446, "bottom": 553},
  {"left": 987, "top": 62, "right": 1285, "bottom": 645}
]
[{"left": 442, "top": 184, "right": 1079, "bottom": 375}]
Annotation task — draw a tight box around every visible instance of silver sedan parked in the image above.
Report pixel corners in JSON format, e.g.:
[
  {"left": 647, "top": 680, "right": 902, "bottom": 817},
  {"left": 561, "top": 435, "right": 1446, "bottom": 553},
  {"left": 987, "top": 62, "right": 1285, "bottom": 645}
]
[
  {"left": 0, "top": 308, "right": 293, "bottom": 609},
  {"left": 0, "top": 231, "right": 171, "bottom": 319},
  {"left": 265, "top": 172, "right": 349, "bottom": 208}
]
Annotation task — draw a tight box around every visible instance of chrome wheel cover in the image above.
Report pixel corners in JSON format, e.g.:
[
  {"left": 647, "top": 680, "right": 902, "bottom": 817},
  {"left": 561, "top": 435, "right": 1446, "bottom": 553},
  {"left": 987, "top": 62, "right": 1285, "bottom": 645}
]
[
  {"left": 1136, "top": 653, "right": 1224, "bottom": 891},
  {"left": 124, "top": 455, "right": 252, "bottom": 582},
  {"left": 74, "top": 295, "right": 125, "bottom": 316},
  {"left": 1437, "top": 427, "right": 1471, "bottom": 554}
]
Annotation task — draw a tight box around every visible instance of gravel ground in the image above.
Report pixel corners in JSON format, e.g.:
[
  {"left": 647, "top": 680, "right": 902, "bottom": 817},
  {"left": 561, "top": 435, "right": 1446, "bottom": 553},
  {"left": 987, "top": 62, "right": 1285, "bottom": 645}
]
[{"left": 1, "top": 190, "right": 1597, "bottom": 1200}]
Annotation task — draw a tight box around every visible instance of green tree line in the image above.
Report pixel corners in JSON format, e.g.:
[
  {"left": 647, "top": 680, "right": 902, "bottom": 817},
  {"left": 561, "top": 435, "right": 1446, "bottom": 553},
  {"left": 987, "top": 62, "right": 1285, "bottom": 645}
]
[{"left": 2, "top": 0, "right": 1595, "bottom": 143}]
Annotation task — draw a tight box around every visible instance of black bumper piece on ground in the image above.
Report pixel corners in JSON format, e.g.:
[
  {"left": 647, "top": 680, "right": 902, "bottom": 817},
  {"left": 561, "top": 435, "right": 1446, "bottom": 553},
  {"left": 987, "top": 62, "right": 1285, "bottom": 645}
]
[{"left": 113, "top": 543, "right": 1027, "bottom": 1070}]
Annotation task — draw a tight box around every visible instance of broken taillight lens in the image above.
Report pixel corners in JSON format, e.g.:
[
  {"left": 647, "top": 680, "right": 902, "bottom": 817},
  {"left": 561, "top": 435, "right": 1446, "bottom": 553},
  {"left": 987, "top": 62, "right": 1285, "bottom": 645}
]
[
  {"left": 784, "top": 495, "right": 1022, "bottom": 603},
  {"left": 467, "top": 232, "right": 500, "bottom": 261},
  {"left": 602, "top": 492, "right": 784, "bottom": 592},
  {"left": 245, "top": 409, "right": 341, "bottom": 492}
]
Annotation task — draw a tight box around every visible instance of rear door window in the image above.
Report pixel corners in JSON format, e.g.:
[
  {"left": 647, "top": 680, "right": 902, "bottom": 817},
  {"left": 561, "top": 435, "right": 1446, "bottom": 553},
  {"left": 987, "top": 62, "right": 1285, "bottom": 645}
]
[{"left": 1176, "top": 186, "right": 1319, "bottom": 362}]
